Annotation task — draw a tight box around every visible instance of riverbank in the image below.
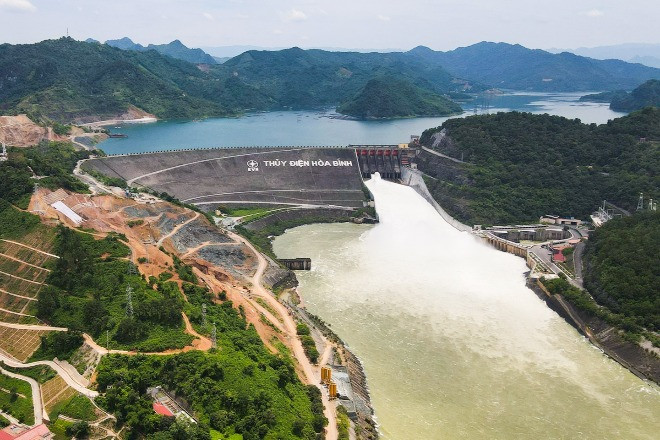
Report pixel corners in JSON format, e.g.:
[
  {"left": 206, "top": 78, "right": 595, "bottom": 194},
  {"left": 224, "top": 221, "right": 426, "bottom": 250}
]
[
  {"left": 403, "top": 167, "right": 660, "bottom": 386},
  {"left": 81, "top": 116, "right": 157, "bottom": 128}
]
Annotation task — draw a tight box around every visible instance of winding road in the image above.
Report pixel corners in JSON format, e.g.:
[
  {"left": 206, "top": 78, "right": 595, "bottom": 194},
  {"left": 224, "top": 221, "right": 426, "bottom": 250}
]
[{"left": 228, "top": 231, "right": 338, "bottom": 440}]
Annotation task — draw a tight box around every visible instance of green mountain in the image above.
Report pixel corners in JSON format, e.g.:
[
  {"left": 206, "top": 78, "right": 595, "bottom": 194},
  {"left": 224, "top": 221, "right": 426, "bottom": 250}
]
[
  {"left": 416, "top": 107, "right": 660, "bottom": 225},
  {"left": 610, "top": 79, "right": 660, "bottom": 111},
  {"left": 584, "top": 211, "right": 660, "bottom": 332},
  {"left": 337, "top": 76, "right": 462, "bottom": 119},
  {"left": 104, "top": 37, "right": 217, "bottom": 64},
  {"left": 0, "top": 38, "right": 271, "bottom": 122},
  {"left": 408, "top": 42, "right": 660, "bottom": 91},
  {"left": 220, "top": 47, "right": 461, "bottom": 108},
  {"left": 579, "top": 80, "right": 660, "bottom": 111}
]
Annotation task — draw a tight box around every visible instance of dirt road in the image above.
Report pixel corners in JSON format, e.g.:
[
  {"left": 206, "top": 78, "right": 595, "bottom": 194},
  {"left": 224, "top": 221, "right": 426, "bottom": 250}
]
[{"left": 228, "top": 231, "right": 338, "bottom": 440}]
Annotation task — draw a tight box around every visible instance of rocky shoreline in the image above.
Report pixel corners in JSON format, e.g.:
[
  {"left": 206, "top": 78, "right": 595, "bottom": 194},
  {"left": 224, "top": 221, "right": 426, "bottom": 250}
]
[{"left": 287, "top": 296, "right": 379, "bottom": 439}]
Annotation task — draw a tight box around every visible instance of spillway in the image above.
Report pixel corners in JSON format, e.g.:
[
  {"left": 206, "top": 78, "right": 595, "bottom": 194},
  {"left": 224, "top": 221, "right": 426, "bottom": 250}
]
[{"left": 273, "top": 174, "right": 660, "bottom": 440}]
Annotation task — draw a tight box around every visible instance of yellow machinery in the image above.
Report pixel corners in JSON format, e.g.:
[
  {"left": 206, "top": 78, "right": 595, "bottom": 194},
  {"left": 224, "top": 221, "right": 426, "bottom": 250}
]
[
  {"left": 328, "top": 381, "right": 338, "bottom": 399},
  {"left": 321, "top": 366, "right": 332, "bottom": 384}
]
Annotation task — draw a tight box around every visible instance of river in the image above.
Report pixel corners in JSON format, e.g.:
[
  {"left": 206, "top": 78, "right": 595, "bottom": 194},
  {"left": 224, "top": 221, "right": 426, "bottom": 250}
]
[
  {"left": 272, "top": 175, "right": 660, "bottom": 440},
  {"left": 99, "top": 92, "right": 625, "bottom": 155}
]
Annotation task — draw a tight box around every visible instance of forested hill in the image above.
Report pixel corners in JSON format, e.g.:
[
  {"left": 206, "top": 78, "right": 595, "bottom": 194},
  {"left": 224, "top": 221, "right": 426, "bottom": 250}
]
[
  {"left": 221, "top": 47, "right": 460, "bottom": 108},
  {"left": 416, "top": 107, "right": 660, "bottom": 225},
  {"left": 408, "top": 42, "right": 660, "bottom": 91},
  {"left": 337, "top": 77, "right": 462, "bottom": 119},
  {"left": 580, "top": 79, "right": 660, "bottom": 111},
  {"left": 0, "top": 38, "right": 271, "bottom": 123},
  {"left": 584, "top": 211, "right": 660, "bottom": 333}
]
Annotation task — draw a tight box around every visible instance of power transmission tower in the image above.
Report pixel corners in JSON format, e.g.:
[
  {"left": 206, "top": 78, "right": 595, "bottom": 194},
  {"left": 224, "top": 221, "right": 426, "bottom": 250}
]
[
  {"left": 125, "top": 285, "right": 134, "bottom": 317},
  {"left": 211, "top": 323, "right": 217, "bottom": 349},
  {"left": 202, "top": 304, "right": 207, "bottom": 327},
  {"left": 637, "top": 193, "right": 644, "bottom": 211}
]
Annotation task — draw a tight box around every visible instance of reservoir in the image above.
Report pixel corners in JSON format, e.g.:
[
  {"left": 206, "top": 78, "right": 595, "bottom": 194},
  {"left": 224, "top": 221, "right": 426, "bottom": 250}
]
[
  {"left": 272, "top": 175, "right": 660, "bottom": 439},
  {"left": 99, "top": 93, "right": 625, "bottom": 155}
]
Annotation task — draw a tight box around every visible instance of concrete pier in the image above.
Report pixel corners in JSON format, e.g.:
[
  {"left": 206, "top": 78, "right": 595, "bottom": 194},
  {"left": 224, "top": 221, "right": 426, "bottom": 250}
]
[{"left": 279, "top": 258, "right": 311, "bottom": 270}]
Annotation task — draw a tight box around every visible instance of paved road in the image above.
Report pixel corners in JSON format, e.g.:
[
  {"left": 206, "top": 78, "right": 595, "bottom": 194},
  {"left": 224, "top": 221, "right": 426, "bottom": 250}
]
[
  {"left": 0, "top": 366, "right": 44, "bottom": 425},
  {"left": 421, "top": 146, "right": 468, "bottom": 164},
  {"left": 0, "top": 352, "right": 98, "bottom": 398}
]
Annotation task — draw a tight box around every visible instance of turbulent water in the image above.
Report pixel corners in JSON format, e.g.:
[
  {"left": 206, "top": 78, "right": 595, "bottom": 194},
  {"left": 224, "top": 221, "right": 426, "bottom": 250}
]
[{"left": 273, "top": 176, "right": 660, "bottom": 440}]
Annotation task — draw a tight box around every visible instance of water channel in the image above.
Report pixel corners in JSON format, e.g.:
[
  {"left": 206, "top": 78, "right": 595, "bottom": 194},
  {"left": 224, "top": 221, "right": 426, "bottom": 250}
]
[{"left": 272, "top": 176, "right": 659, "bottom": 439}]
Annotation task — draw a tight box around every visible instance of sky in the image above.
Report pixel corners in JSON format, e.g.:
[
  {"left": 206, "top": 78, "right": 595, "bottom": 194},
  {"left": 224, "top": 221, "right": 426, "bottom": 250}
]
[{"left": 0, "top": 0, "right": 658, "bottom": 51}]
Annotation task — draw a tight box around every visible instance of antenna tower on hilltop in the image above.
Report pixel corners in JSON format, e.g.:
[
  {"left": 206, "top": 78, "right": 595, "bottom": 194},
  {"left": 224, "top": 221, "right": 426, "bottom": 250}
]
[{"left": 637, "top": 193, "right": 644, "bottom": 211}]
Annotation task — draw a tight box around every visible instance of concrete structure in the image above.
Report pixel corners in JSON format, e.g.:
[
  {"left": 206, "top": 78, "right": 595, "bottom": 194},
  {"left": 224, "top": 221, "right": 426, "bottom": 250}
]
[
  {"left": 539, "top": 215, "right": 582, "bottom": 226},
  {"left": 84, "top": 147, "right": 368, "bottom": 210},
  {"left": 352, "top": 145, "right": 403, "bottom": 179},
  {"left": 279, "top": 258, "right": 311, "bottom": 270}
]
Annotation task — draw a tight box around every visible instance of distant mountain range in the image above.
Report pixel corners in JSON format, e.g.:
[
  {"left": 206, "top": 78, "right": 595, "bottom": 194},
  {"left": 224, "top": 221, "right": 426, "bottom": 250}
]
[
  {"left": 100, "top": 37, "right": 217, "bottom": 64},
  {"left": 409, "top": 42, "right": 660, "bottom": 91},
  {"left": 1, "top": 38, "right": 659, "bottom": 123},
  {"left": 580, "top": 79, "right": 660, "bottom": 112},
  {"left": 549, "top": 43, "right": 660, "bottom": 69}
]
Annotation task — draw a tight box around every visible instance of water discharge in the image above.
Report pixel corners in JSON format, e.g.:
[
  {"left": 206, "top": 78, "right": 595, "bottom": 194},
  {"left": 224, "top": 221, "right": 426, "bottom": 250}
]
[{"left": 273, "top": 175, "right": 660, "bottom": 439}]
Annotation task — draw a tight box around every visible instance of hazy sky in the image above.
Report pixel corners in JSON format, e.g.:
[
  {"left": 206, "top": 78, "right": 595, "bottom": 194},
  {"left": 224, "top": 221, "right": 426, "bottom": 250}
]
[{"left": 0, "top": 0, "right": 658, "bottom": 51}]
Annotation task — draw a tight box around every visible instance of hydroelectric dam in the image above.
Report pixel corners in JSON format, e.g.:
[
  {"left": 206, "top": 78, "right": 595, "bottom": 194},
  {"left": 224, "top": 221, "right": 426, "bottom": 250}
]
[{"left": 83, "top": 145, "right": 407, "bottom": 211}]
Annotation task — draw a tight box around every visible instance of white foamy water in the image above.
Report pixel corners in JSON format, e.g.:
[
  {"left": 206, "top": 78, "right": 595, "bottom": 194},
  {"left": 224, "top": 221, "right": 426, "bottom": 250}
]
[{"left": 273, "top": 175, "right": 660, "bottom": 439}]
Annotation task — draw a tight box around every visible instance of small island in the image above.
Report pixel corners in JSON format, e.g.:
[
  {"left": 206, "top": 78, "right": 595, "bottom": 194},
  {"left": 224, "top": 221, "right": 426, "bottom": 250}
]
[
  {"left": 337, "top": 76, "right": 463, "bottom": 119},
  {"left": 580, "top": 79, "right": 660, "bottom": 112}
]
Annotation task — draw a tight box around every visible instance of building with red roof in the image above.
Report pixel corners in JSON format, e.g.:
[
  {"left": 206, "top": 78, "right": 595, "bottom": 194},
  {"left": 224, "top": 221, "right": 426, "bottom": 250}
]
[
  {"left": 153, "top": 402, "right": 174, "bottom": 417},
  {"left": 0, "top": 424, "right": 53, "bottom": 440}
]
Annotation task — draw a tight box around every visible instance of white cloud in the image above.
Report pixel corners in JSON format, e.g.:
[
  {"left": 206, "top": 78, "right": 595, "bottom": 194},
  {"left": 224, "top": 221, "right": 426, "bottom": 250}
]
[
  {"left": 203, "top": 12, "right": 214, "bottom": 21},
  {"left": 585, "top": 9, "right": 604, "bottom": 17},
  {"left": 283, "top": 8, "right": 307, "bottom": 22},
  {"left": 377, "top": 14, "right": 391, "bottom": 22},
  {"left": 0, "top": 0, "right": 36, "bottom": 13}
]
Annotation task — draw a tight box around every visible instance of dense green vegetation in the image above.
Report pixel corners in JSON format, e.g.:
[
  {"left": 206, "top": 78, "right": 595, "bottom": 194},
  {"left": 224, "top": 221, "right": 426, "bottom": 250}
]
[
  {"left": 0, "top": 141, "right": 94, "bottom": 207},
  {"left": 580, "top": 80, "right": 660, "bottom": 112},
  {"left": 105, "top": 38, "right": 217, "bottom": 65},
  {"left": 0, "top": 373, "right": 34, "bottom": 425},
  {"left": 0, "top": 38, "right": 263, "bottom": 122},
  {"left": 296, "top": 323, "right": 319, "bottom": 364},
  {"left": 409, "top": 42, "right": 660, "bottom": 91},
  {"left": 583, "top": 212, "right": 659, "bottom": 331},
  {"left": 30, "top": 331, "right": 84, "bottom": 361},
  {"left": 37, "top": 225, "right": 192, "bottom": 351},
  {"left": 418, "top": 108, "right": 660, "bottom": 225},
  {"left": 337, "top": 76, "right": 462, "bottom": 119},
  {"left": 96, "top": 347, "right": 326, "bottom": 439},
  {"left": 611, "top": 79, "right": 660, "bottom": 112}
]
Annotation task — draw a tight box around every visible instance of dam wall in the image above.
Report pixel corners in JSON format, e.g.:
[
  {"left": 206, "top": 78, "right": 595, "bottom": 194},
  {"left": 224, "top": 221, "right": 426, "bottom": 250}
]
[{"left": 84, "top": 147, "right": 368, "bottom": 209}]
